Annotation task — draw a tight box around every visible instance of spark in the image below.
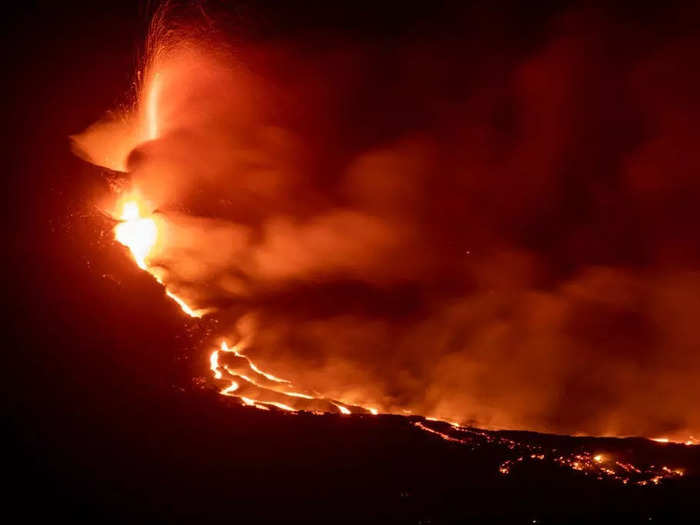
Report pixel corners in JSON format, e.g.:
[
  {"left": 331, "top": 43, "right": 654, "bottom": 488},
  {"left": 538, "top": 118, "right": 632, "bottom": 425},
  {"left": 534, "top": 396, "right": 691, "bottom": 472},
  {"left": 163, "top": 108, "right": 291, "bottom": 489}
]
[
  {"left": 284, "top": 391, "right": 315, "bottom": 399},
  {"left": 650, "top": 436, "right": 698, "bottom": 446}
]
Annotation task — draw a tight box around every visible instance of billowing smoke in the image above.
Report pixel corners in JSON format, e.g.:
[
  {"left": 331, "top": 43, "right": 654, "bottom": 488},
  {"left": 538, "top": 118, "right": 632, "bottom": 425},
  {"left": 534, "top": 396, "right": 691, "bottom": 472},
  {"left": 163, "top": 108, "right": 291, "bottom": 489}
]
[{"left": 73, "top": 2, "right": 700, "bottom": 437}]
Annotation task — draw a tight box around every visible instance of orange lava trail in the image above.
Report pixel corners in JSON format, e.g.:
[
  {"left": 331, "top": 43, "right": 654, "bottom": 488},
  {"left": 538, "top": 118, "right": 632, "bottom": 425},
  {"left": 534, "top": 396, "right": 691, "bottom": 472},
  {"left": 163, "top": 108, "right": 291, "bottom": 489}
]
[{"left": 413, "top": 420, "right": 687, "bottom": 486}]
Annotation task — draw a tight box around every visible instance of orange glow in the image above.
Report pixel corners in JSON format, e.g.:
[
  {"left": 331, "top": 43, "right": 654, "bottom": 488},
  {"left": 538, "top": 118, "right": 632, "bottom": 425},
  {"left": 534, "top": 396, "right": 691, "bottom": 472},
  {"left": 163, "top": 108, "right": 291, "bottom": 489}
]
[
  {"left": 221, "top": 381, "right": 239, "bottom": 396},
  {"left": 261, "top": 401, "right": 295, "bottom": 412},
  {"left": 165, "top": 290, "right": 204, "bottom": 318},
  {"left": 650, "top": 436, "right": 699, "bottom": 446},
  {"left": 145, "top": 71, "right": 161, "bottom": 140},
  {"left": 114, "top": 201, "right": 157, "bottom": 270},
  {"left": 108, "top": 64, "right": 209, "bottom": 319},
  {"left": 284, "top": 391, "right": 315, "bottom": 399},
  {"left": 210, "top": 350, "right": 222, "bottom": 379},
  {"left": 112, "top": 200, "right": 698, "bottom": 486},
  {"left": 413, "top": 422, "right": 470, "bottom": 444},
  {"left": 220, "top": 341, "right": 290, "bottom": 383},
  {"left": 333, "top": 403, "right": 351, "bottom": 415},
  {"left": 208, "top": 334, "right": 698, "bottom": 484},
  {"left": 113, "top": 198, "right": 207, "bottom": 318}
]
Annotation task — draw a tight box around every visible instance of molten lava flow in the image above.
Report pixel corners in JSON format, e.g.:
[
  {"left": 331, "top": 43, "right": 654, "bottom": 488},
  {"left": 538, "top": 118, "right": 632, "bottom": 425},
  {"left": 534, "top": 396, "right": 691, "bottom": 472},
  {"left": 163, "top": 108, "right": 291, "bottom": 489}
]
[
  {"left": 415, "top": 420, "right": 687, "bottom": 486},
  {"left": 413, "top": 421, "right": 471, "bottom": 444},
  {"left": 200, "top": 337, "right": 694, "bottom": 485},
  {"left": 113, "top": 199, "right": 207, "bottom": 318},
  {"left": 332, "top": 403, "right": 351, "bottom": 415},
  {"left": 114, "top": 201, "right": 157, "bottom": 270},
  {"left": 209, "top": 341, "right": 362, "bottom": 415}
]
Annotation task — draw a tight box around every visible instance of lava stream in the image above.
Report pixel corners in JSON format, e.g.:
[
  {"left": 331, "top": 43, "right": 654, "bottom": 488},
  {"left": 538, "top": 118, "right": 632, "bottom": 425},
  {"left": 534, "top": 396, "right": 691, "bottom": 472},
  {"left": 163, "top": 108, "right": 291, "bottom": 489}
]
[
  {"left": 210, "top": 341, "right": 363, "bottom": 416},
  {"left": 113, "top": 199, "right": 208, "bottom": 317}
]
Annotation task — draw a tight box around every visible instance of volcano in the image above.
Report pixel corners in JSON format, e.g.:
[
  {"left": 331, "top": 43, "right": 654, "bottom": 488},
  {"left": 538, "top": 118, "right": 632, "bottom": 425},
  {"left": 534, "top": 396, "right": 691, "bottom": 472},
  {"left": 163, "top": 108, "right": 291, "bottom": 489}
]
[
  {"left": 9, "top": 174, "right": 700, "bottom": 522},
  {"left": 7, "top": 1, "right": 700, "bottom": 523}
]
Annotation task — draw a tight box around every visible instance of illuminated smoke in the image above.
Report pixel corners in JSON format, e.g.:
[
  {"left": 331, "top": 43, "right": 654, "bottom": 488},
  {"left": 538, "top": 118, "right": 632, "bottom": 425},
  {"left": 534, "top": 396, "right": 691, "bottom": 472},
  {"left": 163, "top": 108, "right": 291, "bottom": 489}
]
[{"left": 73, "top": 2, "right": 700, "bottom": 440}]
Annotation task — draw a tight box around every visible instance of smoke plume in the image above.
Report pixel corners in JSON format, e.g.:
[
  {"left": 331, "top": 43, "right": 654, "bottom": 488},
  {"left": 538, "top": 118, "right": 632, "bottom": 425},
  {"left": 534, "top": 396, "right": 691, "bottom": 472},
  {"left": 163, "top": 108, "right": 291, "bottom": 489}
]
[{"left": 73, "top": 2, "right": 700, "bottom": 437}]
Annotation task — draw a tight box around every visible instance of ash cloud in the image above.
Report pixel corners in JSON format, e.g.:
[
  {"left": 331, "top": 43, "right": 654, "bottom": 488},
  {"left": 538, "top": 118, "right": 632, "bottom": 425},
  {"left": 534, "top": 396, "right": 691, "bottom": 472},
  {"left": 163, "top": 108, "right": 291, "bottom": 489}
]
[{"left": 75, "top": 2, "right": 700, "bottom": 437}]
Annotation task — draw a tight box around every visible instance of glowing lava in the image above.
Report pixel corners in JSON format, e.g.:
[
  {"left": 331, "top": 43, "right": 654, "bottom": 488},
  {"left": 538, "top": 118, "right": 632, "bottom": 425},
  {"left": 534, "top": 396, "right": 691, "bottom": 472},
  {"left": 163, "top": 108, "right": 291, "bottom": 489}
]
[
  {"left": 412, "top": 421, "right": 687, "bottom": 486},
  {"left": 113, "top": 198, "right": 207, "bottom": 318},
  {"left": 209, "top": 341, "right": 358, "bottom": 414},
  {"left": 114, "top": 201, "right": 157, "bottom": 270}
]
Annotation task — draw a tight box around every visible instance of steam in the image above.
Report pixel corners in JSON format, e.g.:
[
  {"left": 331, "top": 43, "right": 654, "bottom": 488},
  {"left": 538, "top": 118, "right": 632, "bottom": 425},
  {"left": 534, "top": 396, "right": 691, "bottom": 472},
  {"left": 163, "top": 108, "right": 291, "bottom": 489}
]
[{"left": 73, "top": 2, "right": 700, "bottom": 438}]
